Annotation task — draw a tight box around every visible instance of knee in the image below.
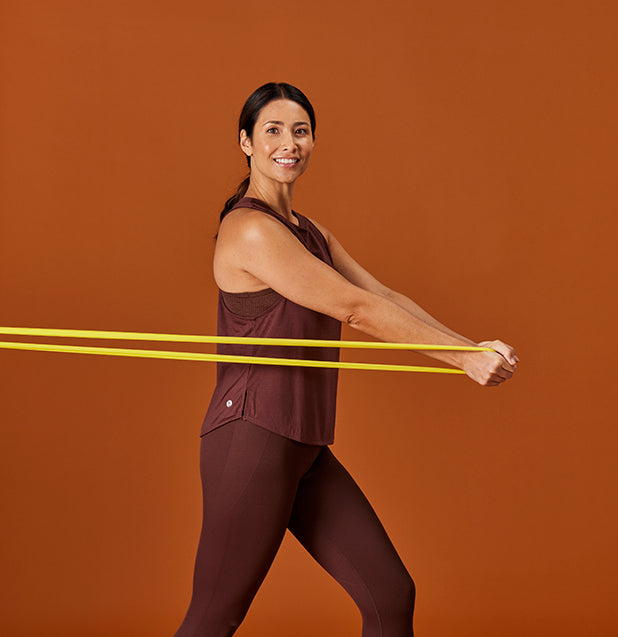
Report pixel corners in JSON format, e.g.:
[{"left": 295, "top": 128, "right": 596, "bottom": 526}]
[
  {"left": 360, "top": 569, "right": 415, "bottom": 634},
  {"left": 396, "top": 571, "right": 416, "bottom": 610},
  {"left": 382, "top": 570, "right": 416, "bottom": 620},
  {"left": 345, "top": 563, "right": 416, "bottom": 635}
]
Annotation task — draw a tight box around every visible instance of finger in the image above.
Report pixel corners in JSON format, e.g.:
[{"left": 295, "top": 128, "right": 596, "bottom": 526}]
[
  {"left": 495, "top": 347, "right": 517, "bottom": 367},
  {"left": 493, "top": 369, "right": 512, "bottom": 382},
  {"left": 501, "top": 361, "right": 516, "bottom": 374},
  {"left": 494, "top": 355, "right": 515, "bottom": 372},
  {"left": 491, "top": 363, "right": 513, "bottom": 380},
  {"left": 488, "top": 341, "right": 518, "bottom": 367}
]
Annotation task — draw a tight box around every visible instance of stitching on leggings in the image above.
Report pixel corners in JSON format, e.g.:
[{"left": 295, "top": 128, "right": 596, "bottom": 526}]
[
  {"left": 196, "top": 425, "right": 274, "bottom": 632},
  {"left": 318, "top": 534, "right": 384, "bottom": 637}
]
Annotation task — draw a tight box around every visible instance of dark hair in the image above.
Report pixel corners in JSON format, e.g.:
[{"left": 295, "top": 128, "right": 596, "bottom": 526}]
[{"left": 218, "top": 82, "right": 316, "bottom": 224}]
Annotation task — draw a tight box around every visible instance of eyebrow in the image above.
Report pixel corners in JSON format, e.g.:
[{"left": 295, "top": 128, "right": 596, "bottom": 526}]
[{"left": 263, "top": 120, "right": 310, "bottom": 127}]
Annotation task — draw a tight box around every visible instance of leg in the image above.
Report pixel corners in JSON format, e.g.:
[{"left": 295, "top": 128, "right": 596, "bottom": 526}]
[
  {"left": 173, "top": 419, "right": 321, "bottom": 637},
  {"left": 288, "top": 447, "right": 416, "bottom": 637}
]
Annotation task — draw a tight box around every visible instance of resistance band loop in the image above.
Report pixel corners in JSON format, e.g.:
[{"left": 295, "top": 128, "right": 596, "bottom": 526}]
[{"left": 0, "top": 327, "right": 495, "bottom": 374}]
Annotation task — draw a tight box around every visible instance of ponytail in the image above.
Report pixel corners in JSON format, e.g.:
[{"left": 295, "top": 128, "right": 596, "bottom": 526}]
[{"left": 219, "top": 172, "right": 250, "bottom": 223}]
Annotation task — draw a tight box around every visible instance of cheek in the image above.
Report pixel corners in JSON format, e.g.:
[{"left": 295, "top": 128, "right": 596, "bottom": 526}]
[{"left": 262, "top": 141, "right": 278, "bottom": 157}]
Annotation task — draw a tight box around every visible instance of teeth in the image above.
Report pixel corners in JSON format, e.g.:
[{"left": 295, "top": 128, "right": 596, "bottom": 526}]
[{"left": 275, "top": 158, "right": 298, "bottom": 164}]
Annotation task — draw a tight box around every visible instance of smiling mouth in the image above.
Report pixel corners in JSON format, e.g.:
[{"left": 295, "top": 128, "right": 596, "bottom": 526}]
[{"left": 274, "top": 158, "right": 299, "bottom": 165}]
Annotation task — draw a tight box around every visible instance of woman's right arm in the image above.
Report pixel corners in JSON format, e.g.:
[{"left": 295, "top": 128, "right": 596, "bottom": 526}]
[{"left": 216, "top": 210, "right": 515, "bottom": 386}]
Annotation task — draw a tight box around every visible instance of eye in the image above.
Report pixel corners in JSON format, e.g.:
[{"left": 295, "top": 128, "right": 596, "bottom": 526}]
[
  {"left": 296, "top": 128, "right": 309, "bottom": 135},
  {"left": 266, "top": 127, "right": 278, "bottom": 134}
]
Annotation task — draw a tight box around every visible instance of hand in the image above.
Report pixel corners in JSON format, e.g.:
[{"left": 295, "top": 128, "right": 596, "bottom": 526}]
[{"left": 462, "top": 339, "right": 519, "bottom": 387}]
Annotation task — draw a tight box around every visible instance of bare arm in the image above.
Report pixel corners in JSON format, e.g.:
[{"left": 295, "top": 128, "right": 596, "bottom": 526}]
[
  {"left": 382, "top": 290, "right": 476, "bottom": 345},
  {"left": 307, "top": 215, "right": 519, "bottom": 378},
  {"left": 308, "top": 216, "right": 476, "bottom": 340},
  {"left": 217, "top": 210, "right": 516, "bottom": 384}
]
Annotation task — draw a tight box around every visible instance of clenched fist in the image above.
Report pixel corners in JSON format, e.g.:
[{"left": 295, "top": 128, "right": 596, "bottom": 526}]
[{"left": 462, "top": 339, "right": 519, "bottom": 387}]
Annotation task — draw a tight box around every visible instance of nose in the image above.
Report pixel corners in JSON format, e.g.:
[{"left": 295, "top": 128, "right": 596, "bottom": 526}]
[{"left": 281, "top": 129, "right": 296, "bottom": 150}]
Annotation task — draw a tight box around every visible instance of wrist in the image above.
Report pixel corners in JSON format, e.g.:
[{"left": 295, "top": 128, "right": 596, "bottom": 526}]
[{"left": 450, "top": 349, "right": 472, "bottom": 370}]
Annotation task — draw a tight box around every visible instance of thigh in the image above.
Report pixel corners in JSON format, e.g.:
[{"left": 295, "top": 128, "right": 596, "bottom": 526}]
[
  {"left": 176, "top": 420, "right": 320, "bottom": 635},
  {"left": 287, "top": 447, "right": 414, "bottom": 628},
  {"left": 197, "top": 420, "right": 321, "bottom": 599}
]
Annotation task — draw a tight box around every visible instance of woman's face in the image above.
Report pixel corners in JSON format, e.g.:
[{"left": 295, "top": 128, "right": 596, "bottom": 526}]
[{"left": 240, "top": 99, "right": 314, "bottom": 185}]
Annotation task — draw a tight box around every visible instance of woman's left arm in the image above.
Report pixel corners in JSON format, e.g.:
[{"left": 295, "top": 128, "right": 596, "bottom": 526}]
[
  {"left": 309, "top": 218, "right": 473, "bottom": 340},
  {"left": 310, "top": 217, "right": 518, "bottom": 365}
]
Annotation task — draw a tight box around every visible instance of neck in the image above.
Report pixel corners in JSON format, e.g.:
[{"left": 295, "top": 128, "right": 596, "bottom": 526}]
[{"left": 244, "top": 179, "right": 296, "bottom": 222}]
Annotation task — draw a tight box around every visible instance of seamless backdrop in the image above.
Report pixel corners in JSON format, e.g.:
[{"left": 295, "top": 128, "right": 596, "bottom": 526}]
[{"left": 1, "top": 2, "right": 616, "bottom": 636}]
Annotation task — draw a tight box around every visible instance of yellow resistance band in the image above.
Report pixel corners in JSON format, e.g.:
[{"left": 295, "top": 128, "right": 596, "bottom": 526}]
[{"left": 0, "top": 327, "right": 495, "bottom": 374}]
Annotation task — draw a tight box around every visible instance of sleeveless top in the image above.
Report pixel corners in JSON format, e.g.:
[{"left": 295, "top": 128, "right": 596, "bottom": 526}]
[{"left": 199, "top": 197, "right": 342, "bottom": 445}]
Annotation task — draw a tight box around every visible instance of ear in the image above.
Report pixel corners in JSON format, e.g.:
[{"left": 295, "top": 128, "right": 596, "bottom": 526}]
[{"left": 239, "top": 129, "right": 252, "bottom": 157}]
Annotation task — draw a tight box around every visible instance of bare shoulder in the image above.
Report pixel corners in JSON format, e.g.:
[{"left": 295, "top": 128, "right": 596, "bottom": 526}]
[
  {"left": 218, "top": 207, "right": 287, "bottom": 246},
  {"left": 214, "top": 207, "right": 289, "bottom": 291}
]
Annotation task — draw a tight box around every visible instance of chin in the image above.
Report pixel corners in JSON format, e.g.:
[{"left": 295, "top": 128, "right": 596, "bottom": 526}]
[{"left": 273, "top": 174, "right": 301, "bottom": 184}]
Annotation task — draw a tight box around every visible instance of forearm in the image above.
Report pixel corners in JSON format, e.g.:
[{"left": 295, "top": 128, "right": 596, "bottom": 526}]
[
  {"left": 386, "top": 289, "right": 478, "bottom": 346},
  {"left": 346, "top": 291, "right": 475, "bottom": 368}
]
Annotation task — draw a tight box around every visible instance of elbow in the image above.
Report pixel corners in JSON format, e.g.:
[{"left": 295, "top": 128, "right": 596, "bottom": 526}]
[
  {"left": 339, "top": 292, "right": 377, "bottom": 331},
  {"left": 343, "top": 311, "right": 363, "bottom": 329}
]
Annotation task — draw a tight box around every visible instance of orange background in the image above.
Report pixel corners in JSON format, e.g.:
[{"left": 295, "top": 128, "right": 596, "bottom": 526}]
[{"left": 1, "top": 1, "right": 616, "bottom": 636}]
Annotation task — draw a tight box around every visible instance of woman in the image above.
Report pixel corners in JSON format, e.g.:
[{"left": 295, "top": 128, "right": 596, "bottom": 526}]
[{"left": 173, "top": 82, "right": 518, "bottom": 637}]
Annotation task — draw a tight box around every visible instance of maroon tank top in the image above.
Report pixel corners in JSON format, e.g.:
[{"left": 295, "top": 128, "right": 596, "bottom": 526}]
[{"left": 199, "top": 197, "right": 342, "bottom": 445}]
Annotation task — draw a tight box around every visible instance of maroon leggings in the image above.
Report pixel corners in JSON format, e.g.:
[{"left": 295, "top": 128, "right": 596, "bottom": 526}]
[{"left": 173, "top": 419, "right": 415, "bottom": 636}]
